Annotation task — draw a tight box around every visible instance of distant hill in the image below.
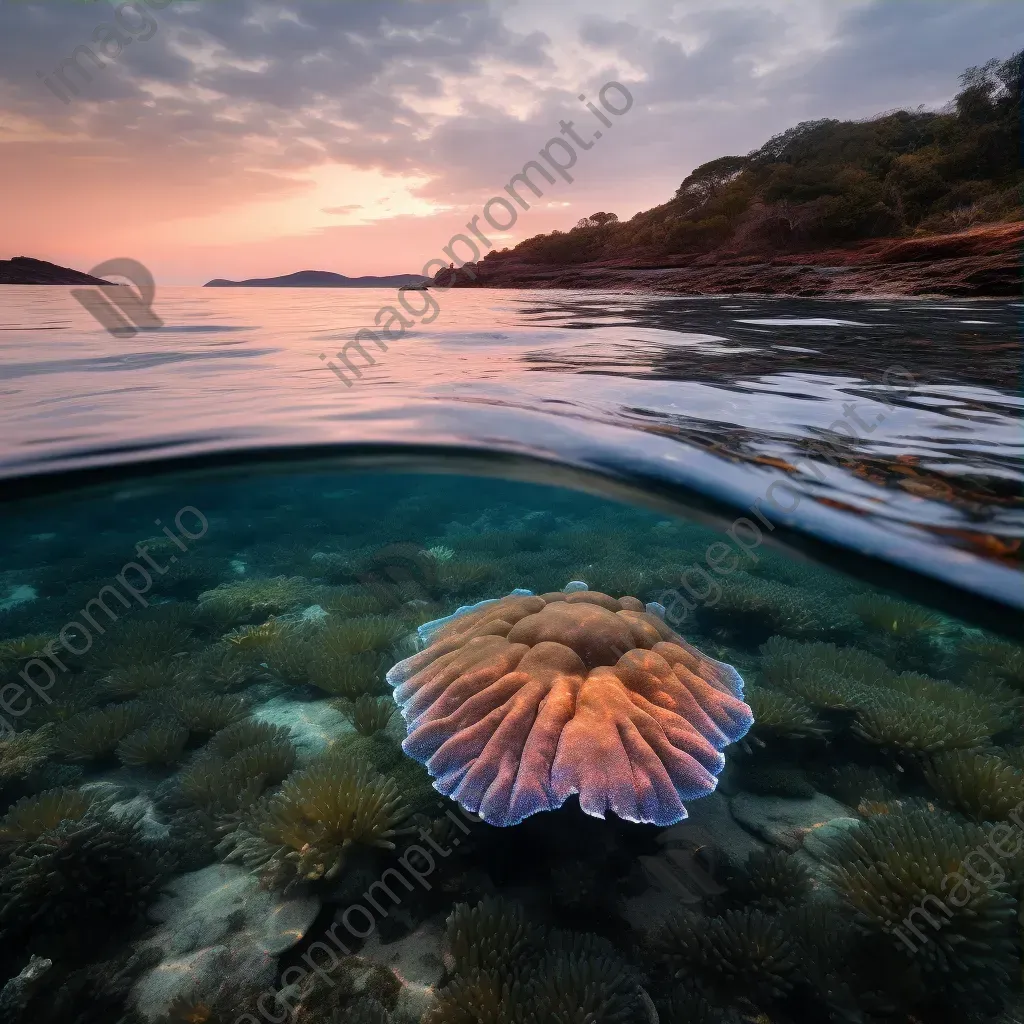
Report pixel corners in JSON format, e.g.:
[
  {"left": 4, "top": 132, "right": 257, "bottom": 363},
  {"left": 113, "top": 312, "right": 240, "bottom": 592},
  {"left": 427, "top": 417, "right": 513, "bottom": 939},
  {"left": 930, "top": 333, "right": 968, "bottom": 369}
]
[
  {"left": 0, "top": 257, "right": 113, "bottom": 285},
  {"left": 204, "top": 270, "right": 428, "bottom": 288},
  {"left": 438, "top": 49, "right": 1021, "bottom": 298}
]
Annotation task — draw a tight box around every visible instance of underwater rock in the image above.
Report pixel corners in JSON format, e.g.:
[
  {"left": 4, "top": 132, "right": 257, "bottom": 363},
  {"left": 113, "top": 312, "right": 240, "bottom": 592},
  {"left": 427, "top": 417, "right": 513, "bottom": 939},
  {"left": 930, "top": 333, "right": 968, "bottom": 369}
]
[
  {"left": 627, "top": 794, "right": 766, "bottom": 940},
  {"left": 0, "top": 584, "right": 37, "bottom": 613},
  {"left": 0, "top": 955, "right": 51, "bottom": 1013},
  {"left": 387, "top": 587, "right": 752, "bottom": 827},
  {"left": 251, "top": 696, "right": 355, "bottom": 761},
  {"left": 801, "top": 817, "right": 862, "bottom": 861},
  {"left": 132, "top": 862, "right": 320, "bottom": 1021},
  {"left": 730, "top": 791, "right": 852, "bottom": 852},
  {"left": 359, "top": 919, "right": 446, "bottom": 1022},
  {"left": 106, "top": 790, "right": 170, "bottom": 842}
]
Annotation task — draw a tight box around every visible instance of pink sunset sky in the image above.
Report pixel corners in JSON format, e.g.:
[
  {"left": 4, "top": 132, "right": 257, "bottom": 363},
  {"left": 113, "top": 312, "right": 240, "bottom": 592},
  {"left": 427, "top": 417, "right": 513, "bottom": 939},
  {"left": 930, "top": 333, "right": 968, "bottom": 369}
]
[{"left": 1, "top": 0, "right": 1020, "bottom": 285}]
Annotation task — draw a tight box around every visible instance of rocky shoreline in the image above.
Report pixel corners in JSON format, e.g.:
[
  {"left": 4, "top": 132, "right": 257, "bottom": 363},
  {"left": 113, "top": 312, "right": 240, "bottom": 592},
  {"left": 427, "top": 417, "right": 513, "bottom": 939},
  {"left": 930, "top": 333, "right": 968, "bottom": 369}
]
[{"left": 435, "top": 221, "right": 1022, "bottom": 298}]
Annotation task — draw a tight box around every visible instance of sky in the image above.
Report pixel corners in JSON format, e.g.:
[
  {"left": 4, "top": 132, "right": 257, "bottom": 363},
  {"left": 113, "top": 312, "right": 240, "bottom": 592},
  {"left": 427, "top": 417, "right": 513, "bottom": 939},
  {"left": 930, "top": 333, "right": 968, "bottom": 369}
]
[{"left": 0, "top": 0, "right": 1020, "bottom": 285}]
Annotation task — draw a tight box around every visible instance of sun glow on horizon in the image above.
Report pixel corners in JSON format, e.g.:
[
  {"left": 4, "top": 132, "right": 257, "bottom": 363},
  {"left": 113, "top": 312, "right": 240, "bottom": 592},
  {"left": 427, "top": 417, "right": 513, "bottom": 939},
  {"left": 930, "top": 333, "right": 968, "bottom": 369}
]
[{"left": 154, "top": 162, "right": 443, "bottom": 247}]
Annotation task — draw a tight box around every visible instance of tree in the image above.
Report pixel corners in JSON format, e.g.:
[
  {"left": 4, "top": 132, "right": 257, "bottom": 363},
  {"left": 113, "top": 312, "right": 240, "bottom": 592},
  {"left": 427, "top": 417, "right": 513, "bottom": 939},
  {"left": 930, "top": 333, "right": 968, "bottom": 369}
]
[
  {"left": 576, "top": 212, "right": 619, "bottom": 229},
  {"left": 674, "top": 155, "right": 749, "bottom": 206}
]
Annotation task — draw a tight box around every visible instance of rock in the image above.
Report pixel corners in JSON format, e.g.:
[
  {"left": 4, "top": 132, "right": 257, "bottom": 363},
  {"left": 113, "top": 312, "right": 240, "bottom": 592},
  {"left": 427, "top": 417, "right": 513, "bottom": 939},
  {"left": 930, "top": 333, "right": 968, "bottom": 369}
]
[
  {"left": 80, "top": 778, "right": 168, "bottom": 841},
  {"left": 132, "top": 863, "right": 319, "bottom": 1021},
  {"left": 684, "top": 790, "right": 766, "bottom": 867},
  {"left": 0, "top": 956, "right": 52, "bottom": 1014},
  {"left": 438, "top": 222, "right": 1021, "bottom": 298},
  {"left": 623, "top": 792, "right": 765, "bottom": 941},
  {"left": 802, "top": 816, "right": 863, "bottom": 861},
  {"left": 359, "top": 919, "right": 445, "bottom": 1022},
  {"left": 0, "top": 584, "right": 36, "bottom": 612},
  {"left": 730, "top": 791, "right": 853, "bottom": 851},
  {"left": 108, "top": 792, "right": 169, "bottom": 841},
  {"left": 252, "top": 695, "right": 354, "bottom": 761}
]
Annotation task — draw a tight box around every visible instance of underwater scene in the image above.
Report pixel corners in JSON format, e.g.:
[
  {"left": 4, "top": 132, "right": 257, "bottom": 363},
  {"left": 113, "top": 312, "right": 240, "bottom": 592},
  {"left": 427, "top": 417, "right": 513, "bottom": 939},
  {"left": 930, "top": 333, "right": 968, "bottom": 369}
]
[
  {"left": 2, "top": 468, "right": 1024, "bottom": 1024},
  {"left": 0, "top": 467, "right": 1021, "bottom": 1024}
]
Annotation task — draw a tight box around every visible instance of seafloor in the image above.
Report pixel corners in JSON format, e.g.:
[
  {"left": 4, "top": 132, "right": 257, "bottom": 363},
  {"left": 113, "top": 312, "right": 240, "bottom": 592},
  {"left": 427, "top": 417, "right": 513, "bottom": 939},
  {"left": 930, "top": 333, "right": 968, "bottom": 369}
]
[{"left": 0, "top": 471, "right": 1020, "bottom": 1024}]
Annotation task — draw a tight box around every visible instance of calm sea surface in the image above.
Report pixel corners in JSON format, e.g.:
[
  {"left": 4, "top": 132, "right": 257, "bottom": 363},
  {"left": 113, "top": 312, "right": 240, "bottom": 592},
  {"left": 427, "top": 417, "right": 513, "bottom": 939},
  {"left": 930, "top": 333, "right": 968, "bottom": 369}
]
[{"left": 0, "top": 286, "right": 1020, "bottom": 605}]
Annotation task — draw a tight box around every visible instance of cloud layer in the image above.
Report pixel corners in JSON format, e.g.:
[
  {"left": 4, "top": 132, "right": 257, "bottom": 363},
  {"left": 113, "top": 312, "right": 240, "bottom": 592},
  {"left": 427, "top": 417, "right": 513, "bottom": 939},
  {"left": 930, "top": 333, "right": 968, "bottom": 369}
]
[{"left": 0, "top": 0, "right": 1019, "bottom": 282}]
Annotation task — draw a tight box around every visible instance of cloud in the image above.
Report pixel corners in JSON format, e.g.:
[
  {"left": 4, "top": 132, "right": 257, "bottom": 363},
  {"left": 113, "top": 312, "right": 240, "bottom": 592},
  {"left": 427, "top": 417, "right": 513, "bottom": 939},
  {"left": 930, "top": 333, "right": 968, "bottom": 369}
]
[{"left": 0, "top": 0, "right": 1018, "bottom": 282}]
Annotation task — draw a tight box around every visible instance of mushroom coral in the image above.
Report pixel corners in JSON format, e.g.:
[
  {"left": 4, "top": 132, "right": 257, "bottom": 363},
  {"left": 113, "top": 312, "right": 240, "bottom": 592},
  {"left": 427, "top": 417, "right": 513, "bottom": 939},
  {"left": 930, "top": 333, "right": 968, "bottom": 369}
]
[{"left": 386, "top": 586, "right": 752, "bottom": 827}]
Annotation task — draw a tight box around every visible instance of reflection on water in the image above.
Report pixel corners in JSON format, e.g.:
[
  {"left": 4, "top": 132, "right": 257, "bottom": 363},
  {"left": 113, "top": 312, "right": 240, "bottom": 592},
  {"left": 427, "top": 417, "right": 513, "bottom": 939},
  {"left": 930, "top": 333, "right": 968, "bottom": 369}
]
[
  {"left": 0, "top": 467, "right": 1022, "bottom": 1022},
  {"left": 0, "top": 287, "right": 1019, "bottom": 589}
]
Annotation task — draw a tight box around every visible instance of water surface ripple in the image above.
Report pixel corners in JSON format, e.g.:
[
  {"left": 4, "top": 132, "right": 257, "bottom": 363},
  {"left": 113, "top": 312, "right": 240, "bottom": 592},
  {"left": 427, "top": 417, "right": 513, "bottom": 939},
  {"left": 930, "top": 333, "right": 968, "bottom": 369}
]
[{"left": 0, "top": 286, "right": 1019, "bottom": 604}]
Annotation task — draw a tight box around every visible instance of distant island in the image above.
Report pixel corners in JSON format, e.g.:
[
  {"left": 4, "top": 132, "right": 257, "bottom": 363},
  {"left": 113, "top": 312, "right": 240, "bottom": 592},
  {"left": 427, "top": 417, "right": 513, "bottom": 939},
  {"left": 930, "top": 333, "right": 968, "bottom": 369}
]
[
  {"left": 435, "top": 50, "right": 1021, "bottom": 298},
  {"left": 204, "top": 270, "right": 428, "bottom": 288},
  {"left": 0, "top": 257, "right": 113, "bottom": 286}
]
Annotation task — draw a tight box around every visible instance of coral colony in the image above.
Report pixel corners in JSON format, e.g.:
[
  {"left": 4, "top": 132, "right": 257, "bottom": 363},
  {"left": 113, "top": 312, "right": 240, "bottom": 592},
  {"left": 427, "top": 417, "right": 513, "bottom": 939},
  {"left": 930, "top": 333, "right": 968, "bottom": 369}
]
[
  {"left": 387, "top": 586, "right": 752, "bottom": 827},
  {"left": 0, "top": 472, "right": 1021, "bottom": 1023}
]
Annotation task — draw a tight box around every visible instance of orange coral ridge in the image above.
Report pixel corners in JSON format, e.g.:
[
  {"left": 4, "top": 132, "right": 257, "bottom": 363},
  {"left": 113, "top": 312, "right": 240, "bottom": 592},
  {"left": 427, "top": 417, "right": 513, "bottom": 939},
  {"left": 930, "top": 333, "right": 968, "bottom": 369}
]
[{"left": 386, "top": 589, "right": 752, "bottom": 827}]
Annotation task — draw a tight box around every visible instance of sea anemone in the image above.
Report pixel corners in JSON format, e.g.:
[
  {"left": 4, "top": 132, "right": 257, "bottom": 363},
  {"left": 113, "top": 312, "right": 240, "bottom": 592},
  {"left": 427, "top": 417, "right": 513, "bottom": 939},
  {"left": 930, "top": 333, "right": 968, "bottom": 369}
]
[
  {"left": 220, "top": 750, "right": 410, "bottom": 887},
  {"left": 307, "top": 651, "right": 386, "bottom": 699},
  {"left": 966, "top": 674, "right": 1024, "bottom": 732},
  {"left": 323, "top": 589, "right": 390, "bottom": 618},
  {"left": 225, "top": 618, "right": 291, "bottom": 651},
  {"left": 429, "top": 913, "right": 642, "bottom": 1024},
  {"left": 116, "top": 720, "right": 191, "bottom": 768},
  {"left": 208, "top": 719, "right": 294, "bottom": 760},
  {"left": 345, "top": 695, "right": 397, "bottom": 736},
  {"left": 55, "top": 702, "right": 152, "bottom": 761},
  {"left": 161, "top": 693, "right": 248, "bottom": 736},
  {"left": 817, "top": 807, "right": 1017, "bottom": 1003},
  {"left": 175, "top": 761, "right": 263, "bottom": 821},
  {"left": 658, "top": 982, "right": 721, "bottom": 1024},
  {"left": 320, "top": 616, "right": 409, "bottom": 657},
  {"left": 0, "top": 633, "right": 56, "bottom": 666},
  {"left": 259, "top": 632, "right": 316, "bottom": 685},
  {"left": 0, "top": 809, "right": 172, "bottom": 940},
  {"left": 0, "top": 724, "right": 55, "bottom": 786},
  {"left": 225, "top": 740, "right": 297, "bottom": 791},
  {"left": 654, "top": 907, "right": 797, "bottom": 1009},
  {"left": 759, "top": 637, "right": 889, "bottom": 710},
  {"left": 93, "top": 619, "right": 193, "bottom": 668},
  {"left": 850, "top": 594, "right": 945, "bottom": 638},
  {"left": 423, "top": 971, "right": 509, "bottom": 1024},
  {"left": 190, "top": 646, "right": 267, "bottom": 692},
  {"left": 444, "top": 898, "right": 534, "bottom": 975},
  {"left": 922, "top": 749, "right": 1024, "bottom": 822},
  {"left": 746, "top": 687, "right": 828, "bottom": 741},
  {"left": 436, "top": 560, "right": 499, "bottom": 600},
  {"left": 733, "top": 847, "right": 811, "bottom": 911},
  {"left": 0, "top": 786, "right": 99, "bottom": 844},
  {"left": 851, "top": 689, "right": 992, "bottom": 751},
  {"left": 425, "top": 545, "right": 456, "bottom": 564},
  {"left": 959, "top": 637, "right": 1024, "bottom": 689},
  {"left": 387, "top": 587, "right": 752, "bottom": 827},
  {"left": 101, "top": 660, "right": 191, "bottom": 699},
  {"left": 525, "top": 950, "right": 642, "bottom": 1023},
  {"left": 695, "top": 573, "right": 834, "bottom": 646},
  {"left": 198, "top": 577, "right": 312, "bottom": 626}
]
